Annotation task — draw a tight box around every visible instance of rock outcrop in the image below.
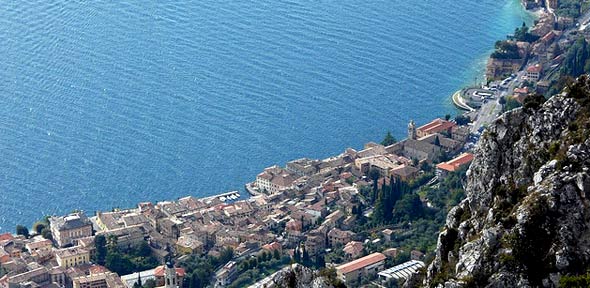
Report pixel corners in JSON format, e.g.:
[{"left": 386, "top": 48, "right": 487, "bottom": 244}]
[
  {"left": 424, "top": 77, "right": 590, "bottom": 287},
  {"left": 262, "top": 264, "right": 343, "bottom": 288}
]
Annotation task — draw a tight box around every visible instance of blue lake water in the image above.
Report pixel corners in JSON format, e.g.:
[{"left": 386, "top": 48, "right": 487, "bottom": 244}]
[{"left": 0, "top": 0, "right": 534, "bottom": 231}]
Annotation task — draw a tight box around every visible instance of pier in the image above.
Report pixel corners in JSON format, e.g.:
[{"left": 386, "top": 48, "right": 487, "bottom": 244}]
[{"left": 200, "top": 190, "right": 241, "bottom": 203}]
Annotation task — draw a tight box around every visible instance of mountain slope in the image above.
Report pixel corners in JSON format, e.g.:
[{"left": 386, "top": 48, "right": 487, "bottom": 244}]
[{"left": 424, "top": 76, "right": 590, "bottom": 287}]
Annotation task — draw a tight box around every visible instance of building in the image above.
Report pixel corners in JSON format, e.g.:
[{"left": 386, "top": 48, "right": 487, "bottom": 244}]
[
  {"left": 390, "top": 165, "right": 419, "bottom": 181},
  {"left": 97, "top": 226, "right": 145, "bottom": 252},
  {"left": 120, "top": 269, "right": 156, "bottom": 288},
  {"left": 335, "top": 252, "right": 386, "bottom": 285},
  {"left": 436, "top": 153, "right": 474, "bottom": 178},
  {"left": 382, "top": 229, "right": 394, "bottom": 242},
  {"left": 55, "top": 246, "right": 90, "bottom": 268},
  {"left": 486, "top": 58, "right": 523, "bottom": 79},
  {"left": 153, "top": 263, "right": 185, "bottom": 288},
  {"left": 407, "top": 120, "right": 417, "bottom": 140},
  {"left": 304, "top": 232, "right": 326, "bottom": 257},
  {"left": 377, "top": 260, "right": 425, "bottom": 282},
  {"left": 255, "top": 166, "right": 297, "bottom": 194},
  {"left": 526, "top": 64, "right": 542, "bottom": 82},
  {"left": 401, "top": 139, "right": 441, "bottom": 163},
  {"left": 327, "top": 228, "right": 355, "bottom": 248},
  {"left": 354, "top": 154, "right": 404, "bottom": 178},
  {"left": 25, "top": 239, "right": 53, "bottom": 254},
  {"left": 342, "top": 241, "right": 364, "bottom": 260},
  {"left": 0, "top": 267, "right": 50, "bottom": 288},
  {"left": 286, "top": 158, "right": 320, "bottom": 177},
  {"left": 72, "top": 272, "right": 126, "bottom": 288},
  {"left": 214, "top": 261, "right": 237, "bottom": 288},
  {"left": 50, "top": 212, "right": 93, "bottom": 248},
  {"left": 175, "top": 234, "right": 204, "bottom": 255},
  {"left": 416, "top": 118, "right": 456, "bottom": 138}
]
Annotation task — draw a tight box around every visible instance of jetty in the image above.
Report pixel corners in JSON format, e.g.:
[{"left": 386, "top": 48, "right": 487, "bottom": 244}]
[{"left": 200, "top": 190, "right": 241, "bottom": 203}]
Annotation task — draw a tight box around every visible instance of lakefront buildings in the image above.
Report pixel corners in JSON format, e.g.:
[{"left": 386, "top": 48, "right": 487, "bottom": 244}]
[
  {"left": 49, "top": 213, "right": 93, "bottom": 248},
  {"left": 0, "top": 115, "right": 472, "bottom": 288}
]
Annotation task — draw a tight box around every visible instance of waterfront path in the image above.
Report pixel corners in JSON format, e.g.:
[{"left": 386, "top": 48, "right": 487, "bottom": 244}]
[{"left": 452, "top": 90, "right": 476, "bottom": 111}]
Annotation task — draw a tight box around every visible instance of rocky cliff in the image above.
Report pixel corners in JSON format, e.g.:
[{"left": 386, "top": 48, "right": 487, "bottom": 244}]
[
  {"left": 424, "top": 76, "right": 590, "bottom": 287},
  {"left": 261, "top": 264, "right": 344, "bottom": 288}
]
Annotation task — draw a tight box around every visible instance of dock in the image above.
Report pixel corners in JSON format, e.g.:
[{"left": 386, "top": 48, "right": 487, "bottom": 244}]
[{"left": 200, "top": 190, "right": 241, "bottom": 204}]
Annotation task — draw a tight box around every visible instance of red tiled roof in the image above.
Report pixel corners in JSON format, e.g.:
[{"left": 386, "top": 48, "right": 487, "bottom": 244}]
[
  {"left": 0, "top": 234, "right": 13, "bottom": 241},
  {"left": 526, "top": 64, "right": 542, "bottom": 73},
  {"left": 541, "top": 31, "right": 555, "bottom": 42},
  {"left": 436, "top": 153, "right": 474, "bottom": 172},
  {"left": 417, "top": 119, "right": 456, "bottom": 134},
  {"left": 336, "top": 252, "right": 386, "bottom": 275},
  {"left": 262, "top": 242, "right": 282, "bottom": 251},
  {"left": 514, "top": 87, "right": 529, "bottom": 94},
  {"left": 154, "top": 266, "right": 186, "bottom": 277},
  {"left": 88, "top": 265, "right": 109, "bottom": 275}
]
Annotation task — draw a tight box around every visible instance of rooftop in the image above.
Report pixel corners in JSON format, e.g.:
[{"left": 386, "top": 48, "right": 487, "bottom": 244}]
[
  {"left": 336, "top": 252, "right": 386, "bottom": 275},
  {"left": 378, "top": 260, "right": 425, "bottom": 280},
  {"left": 55, "top": 246, "right": 89, "bottom": 259},
  {"left": 417, "top": 118, "right": 456, "bottom": 135},
  {"left": 50, "top": 213, "right": 91, "bottom": 231},
  {"left": 436, "top": 153, "right": 474, "bottom": 172}
]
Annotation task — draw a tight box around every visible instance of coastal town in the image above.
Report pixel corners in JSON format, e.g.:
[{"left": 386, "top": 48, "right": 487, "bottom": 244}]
[
  {"left": 0, "top": 116, "right": 475, "bottom": 288},
  {"left": 2, "top": 1, "right": 590, "bottom": 288},
  {"left": 454, "top": 0, "right": 590, "bottom": 123}
]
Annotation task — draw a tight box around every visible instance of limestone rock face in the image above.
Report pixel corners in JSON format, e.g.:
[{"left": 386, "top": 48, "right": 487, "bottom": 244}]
[
  {"left": 264, "top": 264, "right": 338, "bottom": 288},
  {"left": 424, "top": 85, "right": 590, "bottom": 288}
]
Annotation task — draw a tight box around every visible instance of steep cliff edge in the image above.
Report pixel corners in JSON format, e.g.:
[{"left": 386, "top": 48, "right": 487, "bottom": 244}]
[{"left": 424, "top": 76, "right": 590, "bottom": 287}]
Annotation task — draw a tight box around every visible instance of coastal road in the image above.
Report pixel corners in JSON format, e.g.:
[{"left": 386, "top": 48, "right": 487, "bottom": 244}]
[
  {"left": 470, "top": 99, "right": 501, "bottom": 133},
  {"left": 470, "top": 69, "right": 525, "bottom": 133}
]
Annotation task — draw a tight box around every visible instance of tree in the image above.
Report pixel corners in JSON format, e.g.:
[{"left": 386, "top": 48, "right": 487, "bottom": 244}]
[
  {"left": 32, "top": 222, "right": 46, "bottom": 234},
  {"left": 41, "top": 228, "right": 52, "bottom": 240},
  {"left": 133, "top": 274, "right": 142, "bottom": 288},
  {"left": 143, "top": 279, "right": 156, "bottom": 288},
  {"left": 293, "top": 247, "right": 301, "bottom": 264},
  {"left": 95, "top": 235, "right": 107, "bottom": 266},
  {"left": 16, "top": 225, "right": 29, "bottom": 238},
  {"left": 273, "top": 249, "right": 280, "bottom": 260},
  {"left": 491, "top": 41, "right": 520, "bottom": 59},
  {"left": 302, "top": 247, "right": 311, "bottom": 267},
  {"left": 444, "top": 114, "right": 451, "bottom": 121},
  {"left": 220, "top": 247, "right": 234, "bottom": 263},
  {"left": 513, "top": 22, "right": 539, "bottom": 43},
  {"left": 523, "top": 94, "right": 547, "bottom": 112},
  {"left": 381, "top": 131, "right": 397, "bottom": 146},
  {"left": 369, "top": 167, "right": 380, "bottom": 181},
  {"left": 315, "top": 254, "right": 326, "bottom": 268},
  {"left": 455, "top": 115, "right": 471, "bottom": 126},
  {"left": 433, "top": 136, "right": 440, "bottom": 147},
  {"left": 561, "top": 37, "right": 590, "bottom": 77}
]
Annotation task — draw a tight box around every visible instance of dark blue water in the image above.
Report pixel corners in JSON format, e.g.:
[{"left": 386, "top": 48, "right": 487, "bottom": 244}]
[{"left": 0, "top": 0, "right": 533, "bottom": 231}]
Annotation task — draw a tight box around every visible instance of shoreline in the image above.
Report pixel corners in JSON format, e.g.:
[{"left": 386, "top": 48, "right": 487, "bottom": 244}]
[{"left": 0, "top": 1, "right": 539, "bottom": 234}]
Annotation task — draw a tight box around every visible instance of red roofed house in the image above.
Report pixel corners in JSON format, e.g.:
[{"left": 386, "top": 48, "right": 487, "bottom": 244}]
[
  {"left": 0, "top": 234, "right": 13, "bottom": 242},
  {"left": 343, "top": 241, "right": 364, "bottom": 260},
  {"left": 154, "top": 263, "right": 185, "bottom": 288},
  {"left": 261, "top": 241, "right": 282, "bottom": 253},
  {"left": 336, "top": 252, "right": 386, "bottom": 285},
  {"left": 416, "top": 118, "right": 456, "bottom": 139},
  {"left": 526, "top": 64, "right": 542, "bottom": 82},
  {"left": 513, "top": 87, "right": 530, "bottom": 104},
  {"left": 436, "top": 153, "right": 474, "bottom": 178}
]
